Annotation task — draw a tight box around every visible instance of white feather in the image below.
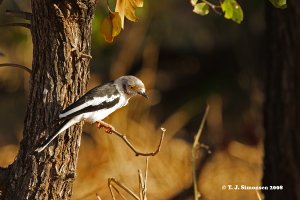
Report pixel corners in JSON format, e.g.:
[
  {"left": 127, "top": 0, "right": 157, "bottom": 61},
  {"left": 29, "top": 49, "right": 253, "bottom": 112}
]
[
  {"left": 59, "top": 94, "right": 119, "bottom": 118},
  {"left": 82, "top": 95, "right": 128, "bottom": 123}
]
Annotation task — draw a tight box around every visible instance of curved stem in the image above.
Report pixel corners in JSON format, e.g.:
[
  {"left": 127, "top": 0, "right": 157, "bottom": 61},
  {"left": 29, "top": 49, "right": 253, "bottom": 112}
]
[
  {"left": 111, "top": 128, "right": 165, "bottom": 156},
  {"left": 192, "top": 105, "right": 210, "bottom": 200},
  {"left": 0, "top": 63, "right": 32, "bottom": 74}
]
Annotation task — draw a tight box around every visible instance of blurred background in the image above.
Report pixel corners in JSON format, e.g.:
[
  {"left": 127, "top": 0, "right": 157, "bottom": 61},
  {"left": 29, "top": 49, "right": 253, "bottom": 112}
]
[{"left": 0, "top": 0, "right": 266, "bottom": 199}]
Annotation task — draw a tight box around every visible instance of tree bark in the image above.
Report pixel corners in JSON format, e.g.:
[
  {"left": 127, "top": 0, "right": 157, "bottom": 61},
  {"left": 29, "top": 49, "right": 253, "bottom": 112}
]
[
  {"left": 263, "top": 1, "right": 300, "bottom": 199},
  {"left": 2, "top": 1, "right": 95, "bottom": 199}
]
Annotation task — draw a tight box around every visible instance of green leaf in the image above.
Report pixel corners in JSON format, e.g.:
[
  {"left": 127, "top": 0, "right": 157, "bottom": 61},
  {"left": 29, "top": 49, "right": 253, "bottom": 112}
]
[
  {"left": 269, "top": 0, "right": 287, "bottom": 9},
  {"left": 232, "top": 4, "right": 243, "bottom": 24},
  {"left": 191, "top": 0, "right": 198, "bottom": 6},
  {"left": 221, "top": 0, "right": 243, "bottom": 24},
  {"left": 221, "top": 0, "right": 234, "bottom": 19},
  {"left": 193, "top": 2, "right": 210, "bottom": 16}
]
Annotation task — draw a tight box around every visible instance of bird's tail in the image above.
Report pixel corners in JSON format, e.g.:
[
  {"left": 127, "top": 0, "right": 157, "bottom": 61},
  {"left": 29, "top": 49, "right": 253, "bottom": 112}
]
[{"left": 35, "top": 118, "right": 79, "bottom": 153}]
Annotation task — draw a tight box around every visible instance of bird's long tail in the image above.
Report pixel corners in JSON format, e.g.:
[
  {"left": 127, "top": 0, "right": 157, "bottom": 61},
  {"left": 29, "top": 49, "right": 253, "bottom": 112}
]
[{"left": 35, "top": 117, "right": 80, "bottom": 153}]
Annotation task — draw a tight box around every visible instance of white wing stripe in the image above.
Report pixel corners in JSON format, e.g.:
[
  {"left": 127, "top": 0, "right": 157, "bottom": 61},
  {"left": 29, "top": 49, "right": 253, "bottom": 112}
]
[{"left": 59, "top": 94, "right": 119, "bottom": 118}]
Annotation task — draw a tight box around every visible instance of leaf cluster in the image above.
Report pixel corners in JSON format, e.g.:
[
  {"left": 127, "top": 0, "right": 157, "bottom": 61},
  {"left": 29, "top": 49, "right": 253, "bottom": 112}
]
[
  {"left": 100, "top": 0, "right": 143, "bottom": 43},
  {"left": 191, "top": 0, "right": 287, "bottom": 24},
  {"left": 98, "top": 0, "right": 287, "bottom": 43}
]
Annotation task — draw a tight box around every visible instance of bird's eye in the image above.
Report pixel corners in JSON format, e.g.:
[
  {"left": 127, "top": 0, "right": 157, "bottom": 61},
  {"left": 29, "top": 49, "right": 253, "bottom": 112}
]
[{"left": 129, "top": 85, "right": 134, "bottom": 89}]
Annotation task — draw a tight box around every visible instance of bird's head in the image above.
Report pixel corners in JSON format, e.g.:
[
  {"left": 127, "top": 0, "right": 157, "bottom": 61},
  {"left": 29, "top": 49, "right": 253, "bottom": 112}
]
[{"left": 116, "top": 76, "right": 148, "bottom": 99}]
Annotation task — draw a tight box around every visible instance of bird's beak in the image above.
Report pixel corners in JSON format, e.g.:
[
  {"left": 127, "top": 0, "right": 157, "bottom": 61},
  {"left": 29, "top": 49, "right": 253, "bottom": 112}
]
[{"left": 138, "top": 91, "right": 148, "bottom": 99}]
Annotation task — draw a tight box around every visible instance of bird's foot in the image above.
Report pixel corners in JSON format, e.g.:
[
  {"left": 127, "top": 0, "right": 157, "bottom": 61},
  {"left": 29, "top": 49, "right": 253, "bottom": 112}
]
[{"left": 96, "top": 121, "right": 115, "bottom": 134}]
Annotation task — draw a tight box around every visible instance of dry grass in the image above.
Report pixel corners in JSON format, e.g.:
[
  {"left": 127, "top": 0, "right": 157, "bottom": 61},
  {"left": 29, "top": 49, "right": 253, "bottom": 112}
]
[
  {"left": 0, "top": 50, "right": 263, "bottom": 200},
  {"left": 0, "top": 95, "right": 263, "bottom": 200},
  {"left": 0, "top": 109, "right": 263, "bottom": 200},
  {"left": 199, "top": 141, "right": 263, "bottom": 200},
  {"left": 72, "top": 103, "right": 193, "bottom": 200}
]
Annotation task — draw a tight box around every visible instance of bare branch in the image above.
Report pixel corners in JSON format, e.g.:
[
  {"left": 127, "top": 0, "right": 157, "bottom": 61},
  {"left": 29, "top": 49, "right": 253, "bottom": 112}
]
[
  {"left": 108, "top": 157, "right": 150, "bottom": 200},
  {"left": 201, "top": 0, "right": 222, "bottom": 15},
  {"left": 193, "top": 105, "right": 210, "bottom": 148},
  {"left": 256, "top": 190, "right": 262, "bottom": 200},
  {"left": 199, "top": 143, "right": 212, "bottom": 154},
  {"left": 101, "top": 125, "right": 163, "bottom": 199},
  {"left": 96, "top": 193, "right": 102, "bottom": 200},
  {"left": 5, "top": 10, "right": 32, "bottom": 20},
  {"left": 108, "top": 178, "right": 140, "bottom": 200},
  {"left": 139, "top": 156, "right": 149, "bottom": 200},
  {"left": 110, "top": 184, "right": 127, "bottom": 200},
  {"left": 0, "top": 63, "right": 32, "bottom": 74},
  {"left": 138, "top": 170, "right": 143, "bottom": 199},
  {"left": 108, "top": 183, "right": 116, "bottom": 200},
  {"left": 192, "top": 105, "right": 210, "bottom": 200},
  {"left": 108, "top": 127, "right": 165, "bottom": 157},
  {"left": 0, "top": 23, "right": 31, "bottom": 29}
]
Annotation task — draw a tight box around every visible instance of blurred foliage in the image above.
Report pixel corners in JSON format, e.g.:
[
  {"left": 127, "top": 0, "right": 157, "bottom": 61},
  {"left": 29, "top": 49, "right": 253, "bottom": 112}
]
[
  {"left": 191, "top": 0, "right": 244, "bottom": 24},
  {"left": 269, "top": 0, "right": 287, "bottom": 9}
]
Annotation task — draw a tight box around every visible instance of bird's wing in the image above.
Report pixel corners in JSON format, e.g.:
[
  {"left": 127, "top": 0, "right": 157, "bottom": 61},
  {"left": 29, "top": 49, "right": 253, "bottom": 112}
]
[
  {"left": 60, "top": 96, "right": 120, "bottom": 121},
  {"left": 59, "top": 82, "right": 120, "bottom": 120}
]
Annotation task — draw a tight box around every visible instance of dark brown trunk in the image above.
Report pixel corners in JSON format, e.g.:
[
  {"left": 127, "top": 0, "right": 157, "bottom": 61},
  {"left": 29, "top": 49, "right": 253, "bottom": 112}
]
[
  {"left": 263, "top": 1, "right": 300, "bottom": 199},
  {"left": 2, "top": 1, "right": 95, "bottom": 199}
]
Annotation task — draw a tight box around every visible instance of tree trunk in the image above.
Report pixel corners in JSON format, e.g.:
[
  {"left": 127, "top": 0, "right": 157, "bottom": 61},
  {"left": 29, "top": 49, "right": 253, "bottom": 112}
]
[
  {"left": 2, "top": 1, "right": 95, "bottom": 199},
  {"left": 263, "top": 1, "right": 300, "bottom": 199}
]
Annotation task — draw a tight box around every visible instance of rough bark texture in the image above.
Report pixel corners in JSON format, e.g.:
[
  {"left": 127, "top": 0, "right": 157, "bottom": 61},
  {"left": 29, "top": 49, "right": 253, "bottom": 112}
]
[
  {"left": 264, "top": 1, "right": 300, "bottom": 200},
  {"left": 2, "top": 1, "right": 95, "bottom": 199}
]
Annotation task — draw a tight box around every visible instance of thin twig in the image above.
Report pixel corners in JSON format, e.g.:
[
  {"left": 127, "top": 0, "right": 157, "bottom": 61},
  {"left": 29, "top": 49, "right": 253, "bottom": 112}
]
[
  {"left": 138, "top": 169, "right": 143, "bottom": 200},
  {"left": 111, "top": 184, "right": 128, "bottom": 200},
  {"left": 105, "top": 0, "right": 113, "bottom": 13},
  {"left": 0, "top": 63, "right": 32, "bottom": 74},
  {"left": 108, "top": 178, "right": 140, "bottom": 200},
  {"left": 96, "top": 193, "right": 102, "bottom": 200},
  {"left": 109, "top": 157, "right": 150, "bottom": 200},
  {"left": 137, "top": 157, "right": 149, "bottom": 200},
  {"left": 192, "top": 105, "right": 210, "bottom": 200},
  {"left": 108, "top": 182, "right": 116, "bottom": 200},
  {"left": 142, "top": 157, "right": 149, "bottom": 200},
  {"left": 0, "top": 23, "right": 31, "bottom": 29},
  {"left": 5, "top": 10, "right": 32, "bottom": 20},
  {"left": 256, "top": 190, "right": 262, "bottom": 200},
  {"left": 193, "top": 105, "right": 210, "bottom": 149},
  {"left": 109, "top": 128, "right": 165, "bottom": 157},
  {"left": 202, "top": 0, "right": 222, "bottom": 15},
  {"left": 200, "top": 143, "right": 212, "bottom": 154}
]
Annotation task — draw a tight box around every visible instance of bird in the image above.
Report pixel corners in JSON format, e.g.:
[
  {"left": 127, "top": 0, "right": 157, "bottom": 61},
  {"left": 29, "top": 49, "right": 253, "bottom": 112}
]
[{"left": 35, "top": 75, "right": 148, "bottom": 153}]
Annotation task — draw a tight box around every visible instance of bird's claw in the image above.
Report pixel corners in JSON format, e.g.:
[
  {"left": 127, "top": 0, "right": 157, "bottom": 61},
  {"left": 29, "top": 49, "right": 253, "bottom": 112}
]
[{"left": 96, "top": 121, "right": 115, "bottom": 134}]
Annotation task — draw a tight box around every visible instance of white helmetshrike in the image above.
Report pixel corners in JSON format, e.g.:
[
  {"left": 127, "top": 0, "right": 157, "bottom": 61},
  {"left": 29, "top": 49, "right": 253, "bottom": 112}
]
[{"left": 35, "top": 75, "right": 147, "bottom": 152}]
